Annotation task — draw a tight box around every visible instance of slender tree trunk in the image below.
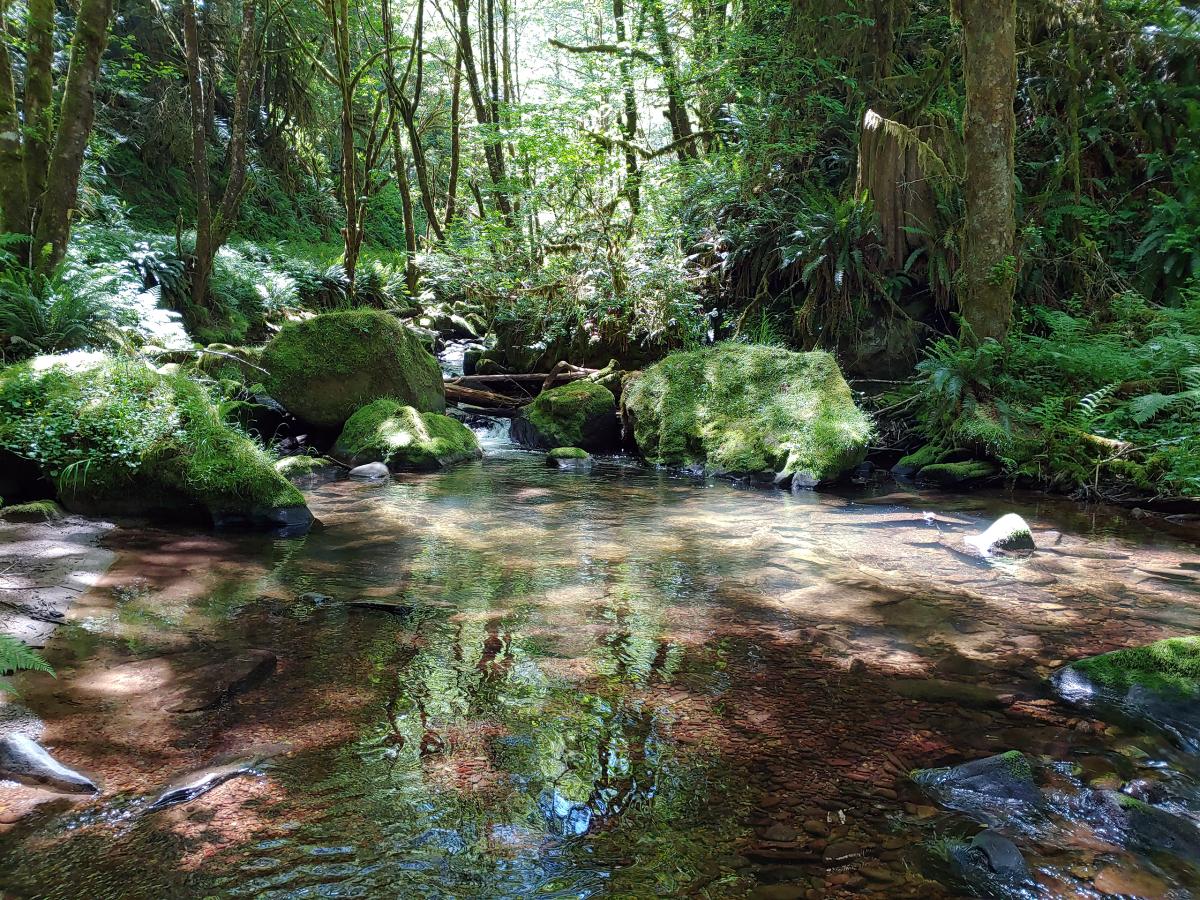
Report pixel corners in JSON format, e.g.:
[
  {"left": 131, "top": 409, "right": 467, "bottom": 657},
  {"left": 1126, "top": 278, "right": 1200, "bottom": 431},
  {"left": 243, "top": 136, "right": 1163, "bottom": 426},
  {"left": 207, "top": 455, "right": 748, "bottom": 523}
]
[
  {"left": 614, "top": 0, "right": 641, "bottom": 214},
  {"left": 647, "top": 0, "right": 696, "bottom": 161},
  {"left": 30, "top": 0, "right": 114, "bottom": 273},
  {"left": 23, "top": 0, "right": 54, "bottom": 218},
  {"left": 444, "top": 48, "right": 462, "bottom": 228},
  {"left": 181, "top": 0, "right": 214, "bottom": 308},
  {"left": 958, "top": 0, "right": 1017, "bottom": 342},
  {"left": 0, "top": 0, "right": 31, "bottom": 240}
]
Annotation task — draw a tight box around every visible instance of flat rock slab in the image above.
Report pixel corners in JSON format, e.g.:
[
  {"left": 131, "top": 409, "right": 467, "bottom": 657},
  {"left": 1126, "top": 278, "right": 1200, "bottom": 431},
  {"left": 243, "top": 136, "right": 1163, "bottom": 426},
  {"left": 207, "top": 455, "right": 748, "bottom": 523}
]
[
  {"left": 0, "top": 516, "right": 116, "bottom": 648},
  {"left": 89, "top": 649, "right": 277, "bottom": 714},
  {"left": 147, "top": 743, "right": 290, "bottom": 811}
]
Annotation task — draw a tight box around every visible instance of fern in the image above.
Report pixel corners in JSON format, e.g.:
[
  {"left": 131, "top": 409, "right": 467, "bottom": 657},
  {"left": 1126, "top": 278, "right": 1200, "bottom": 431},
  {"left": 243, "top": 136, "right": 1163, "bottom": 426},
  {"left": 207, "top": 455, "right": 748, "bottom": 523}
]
[{"left": 0, "top": 634, "right": 54, "bottom": 695}]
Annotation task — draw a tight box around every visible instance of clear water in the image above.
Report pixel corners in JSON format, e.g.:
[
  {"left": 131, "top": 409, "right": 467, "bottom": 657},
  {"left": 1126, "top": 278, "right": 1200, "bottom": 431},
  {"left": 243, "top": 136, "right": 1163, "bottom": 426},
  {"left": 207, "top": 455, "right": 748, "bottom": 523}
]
[{"left": 2, "top": 454, "right": 1200, "bottom": 898}]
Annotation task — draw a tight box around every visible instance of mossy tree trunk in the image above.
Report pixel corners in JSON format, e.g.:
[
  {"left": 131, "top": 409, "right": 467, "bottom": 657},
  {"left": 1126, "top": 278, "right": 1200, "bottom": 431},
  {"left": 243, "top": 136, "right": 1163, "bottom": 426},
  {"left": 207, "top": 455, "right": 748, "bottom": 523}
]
[
  {"left": 0, "top": 0, "right": 113, "bottom": 270},
  {"left": 957, "top": 0, "right": 1017, "bottom": 343}
]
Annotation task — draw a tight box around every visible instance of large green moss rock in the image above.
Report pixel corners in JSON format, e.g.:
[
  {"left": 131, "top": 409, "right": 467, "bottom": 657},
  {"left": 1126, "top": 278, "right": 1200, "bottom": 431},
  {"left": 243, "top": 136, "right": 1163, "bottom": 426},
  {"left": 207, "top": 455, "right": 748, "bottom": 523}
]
[
  {"left": 0, "top": 353, "right": 311, "bottom": 531},
  {"left": 512, "top": 381, "right": 618, "bottom": 451},
  {"left": 621, "top": 344, "right": 872, "bottom": 487},
  {"left": 1053, "top": 637, "right": 1200, "bottom": 751},
  {"left": 262, "top": 309, "right": 444, "bottom": 428},
  {"left": 332, "top": 399, "right": 481, "bottom": 470}
]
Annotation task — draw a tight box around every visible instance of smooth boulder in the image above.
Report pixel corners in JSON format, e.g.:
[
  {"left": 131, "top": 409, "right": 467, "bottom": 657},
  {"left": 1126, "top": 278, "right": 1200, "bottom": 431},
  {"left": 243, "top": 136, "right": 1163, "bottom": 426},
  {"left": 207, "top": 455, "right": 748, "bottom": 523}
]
[
  {"left": 0, "top": 734, "right": 98, "bottom": 794},
  {"left": 262, "top": 309, "right": 445, "bottom": 428},
  {"left": 546, "top": 446, "right": 593, "bottom": 471},
  {"left": 621, "top": 344, "right": 872, "bottom": 487},
  {"left": 512, "top": 381, "right": 618, "bottom": 451},
  {"left": 0, "top": 353, "right": 310, "bottom": 532},
  {"left": 965, "top": 513, "right": 1036, "bottom": 556},
  {"left": 912, "top": 751, "right": 1042, "bottom": 814},
  {"left": 333, "top": 400, "right": 481, "bottom": 470}
]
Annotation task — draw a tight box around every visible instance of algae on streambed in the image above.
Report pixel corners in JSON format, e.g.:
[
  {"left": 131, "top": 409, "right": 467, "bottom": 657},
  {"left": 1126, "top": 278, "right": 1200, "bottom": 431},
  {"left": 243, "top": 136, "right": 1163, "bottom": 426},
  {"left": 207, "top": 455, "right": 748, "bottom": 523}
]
[{"left": 2, "top": 454, "right": 1200, "bottom": 898}]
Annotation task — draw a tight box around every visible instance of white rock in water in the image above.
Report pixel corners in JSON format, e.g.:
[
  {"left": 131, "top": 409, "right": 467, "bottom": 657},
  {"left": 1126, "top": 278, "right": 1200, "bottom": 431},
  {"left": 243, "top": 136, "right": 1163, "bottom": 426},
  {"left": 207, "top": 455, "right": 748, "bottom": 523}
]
[
  {"left": 0, "top": 734, "right": 98, "bottom": 793},
  {"left": 349, "top": 462, "right": 390, "bottom": 479},
  {"left": 966, "top": 513, "right": 1036, "bottom": 556}
]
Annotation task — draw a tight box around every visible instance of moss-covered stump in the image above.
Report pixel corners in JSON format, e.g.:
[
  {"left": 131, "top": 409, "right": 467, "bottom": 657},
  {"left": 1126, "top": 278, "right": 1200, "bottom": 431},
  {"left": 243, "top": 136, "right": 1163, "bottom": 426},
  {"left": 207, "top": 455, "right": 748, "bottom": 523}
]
[
  {"left": 0, "top": 353, "right": 311, "bottom": 532},
  {"left": 621, "top": 344, "right": 872, "bottom": 487},
  {"left": 262, "top": 309, "right": 444, "bottom": 428},
  {"left": 512, "top": 381, "right": 618, "bottom": 451},
  {"left": 1053, "top": 637, "right": 1200, "bottom": 752},
  {"left": 332, "top": 399, "right": 481, "bottom": 471}
]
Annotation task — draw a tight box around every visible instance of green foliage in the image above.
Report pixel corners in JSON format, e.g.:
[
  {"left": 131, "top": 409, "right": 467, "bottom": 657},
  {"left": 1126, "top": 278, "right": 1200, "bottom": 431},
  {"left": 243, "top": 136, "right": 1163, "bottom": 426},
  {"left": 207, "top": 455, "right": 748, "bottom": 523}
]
[
  {"left": 0, "top": 634, "right": 54, "bottom": 695},
  {"left": 0, "top": 268, "right": 125, "bottom": 360}
]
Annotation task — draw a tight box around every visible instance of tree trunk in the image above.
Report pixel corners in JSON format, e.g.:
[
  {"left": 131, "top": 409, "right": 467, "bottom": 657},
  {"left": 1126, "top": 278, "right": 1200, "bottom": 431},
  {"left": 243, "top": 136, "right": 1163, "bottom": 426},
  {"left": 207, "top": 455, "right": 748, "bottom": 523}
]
[
  {"left": 647, "top": 0, "right": 696, "bottom": 161},
  {"left": 444, "top": 49, "right": 462, "bottom": 229},
  {"left": 23, "top": 0, "right": 54, "bottom": 219},
  {"left": 958, "top": 0, "right": 1017, "bottom": 343},
  {"left": 181, "top": 0, "right": 214, "bottom": 308},
  {"left": 614, "top": 0, "right": 641, "bottom": 214},
  {"left": 30, "top": 0, "right": 114, "bottom": 273},
  {"left": 0, "top": 0, "right": 31, "bottom": 240}
]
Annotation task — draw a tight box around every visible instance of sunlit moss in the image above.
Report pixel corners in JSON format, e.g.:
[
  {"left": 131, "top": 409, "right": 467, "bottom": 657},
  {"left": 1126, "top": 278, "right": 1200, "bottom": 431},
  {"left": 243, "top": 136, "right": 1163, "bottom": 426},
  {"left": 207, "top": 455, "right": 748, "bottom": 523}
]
[
  {"left": 333, "top": 399, "right": 481, "bottom": 470},
  {"left": 1071, "top": 636, "right": 1200, "bottom": 696}
]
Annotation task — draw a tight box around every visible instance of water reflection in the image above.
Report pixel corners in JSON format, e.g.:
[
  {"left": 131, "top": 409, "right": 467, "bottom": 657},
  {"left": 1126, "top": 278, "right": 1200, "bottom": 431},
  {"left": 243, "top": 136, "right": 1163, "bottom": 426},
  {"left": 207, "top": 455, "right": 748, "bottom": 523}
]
[{"left": 2, "top": 454, "right": 1200, "bottom": 898}]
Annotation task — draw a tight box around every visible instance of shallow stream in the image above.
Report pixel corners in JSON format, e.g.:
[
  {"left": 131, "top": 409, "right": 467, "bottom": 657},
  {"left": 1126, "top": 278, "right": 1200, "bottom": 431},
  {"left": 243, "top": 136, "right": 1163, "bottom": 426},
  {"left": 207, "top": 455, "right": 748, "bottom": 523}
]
[{"left": 2, "top": 446, "right": 1199, "bottom": 898}]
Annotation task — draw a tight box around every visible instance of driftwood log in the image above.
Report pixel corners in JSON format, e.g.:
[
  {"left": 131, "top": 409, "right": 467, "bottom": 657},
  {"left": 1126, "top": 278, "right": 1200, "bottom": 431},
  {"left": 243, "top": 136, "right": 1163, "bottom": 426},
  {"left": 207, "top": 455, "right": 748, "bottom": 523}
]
[{"left": 444, "top": 362, "right": 605, "bottom": 412}]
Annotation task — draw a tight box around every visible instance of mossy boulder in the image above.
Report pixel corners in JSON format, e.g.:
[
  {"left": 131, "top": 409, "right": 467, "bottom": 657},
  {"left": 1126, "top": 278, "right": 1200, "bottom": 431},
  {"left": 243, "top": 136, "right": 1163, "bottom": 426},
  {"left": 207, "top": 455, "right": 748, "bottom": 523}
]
[
  {"left": 1053, "top": 637, "right": 1200, "bottom": 751},
  {"left": 0, "top": 353, "right": 311, "bottom": 532},
  {"left": 917, "top": 460, "right": 998, "bottom": 485},
  {"left": 621, "top": 343, "right": 872, "bottom": 487},
  {"left": 512, "top": 381, "right": 618, "bottom": 451},
  {"left": 262, "top": 309, "right": 444, "bottom": 428},
  {"left": 332, "top": 399, "right": 481, "bottom": 471},
  {"left": 274, "top": 455, "right": 338, "bottom": 482},
  {"left": 547, "top": 446, "right": 593, "bottom": 471},
  {"left": 912, "top": 751, "right": 1042, "bottom": 814},
  {"left": 0, "top": 500, "right": 64, "bottom": 523}
]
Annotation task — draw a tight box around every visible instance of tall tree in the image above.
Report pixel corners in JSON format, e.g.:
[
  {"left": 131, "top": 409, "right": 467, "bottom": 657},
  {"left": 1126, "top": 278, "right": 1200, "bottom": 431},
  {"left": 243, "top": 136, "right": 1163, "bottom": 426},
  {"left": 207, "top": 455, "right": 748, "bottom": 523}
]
[
  {"left": 179, "top": 0, "right": 261, "bottom": 309},
  {"left": 957, "top": 0, "right": 1017, "bottom": 342},
  {"left": 0, "top": 0, "right": 115, "bottom": 271}
]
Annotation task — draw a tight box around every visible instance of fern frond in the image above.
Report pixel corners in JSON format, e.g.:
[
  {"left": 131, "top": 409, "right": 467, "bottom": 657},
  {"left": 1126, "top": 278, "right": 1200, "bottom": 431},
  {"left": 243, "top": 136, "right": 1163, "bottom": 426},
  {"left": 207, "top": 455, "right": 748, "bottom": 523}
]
[{"left": 0, "top": 635, "right": 54, "bottom": 693}]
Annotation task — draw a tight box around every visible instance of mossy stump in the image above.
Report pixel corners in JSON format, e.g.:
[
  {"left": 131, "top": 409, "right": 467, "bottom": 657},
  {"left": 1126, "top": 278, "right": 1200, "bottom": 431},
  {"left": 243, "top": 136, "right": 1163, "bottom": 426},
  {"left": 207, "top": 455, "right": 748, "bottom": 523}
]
[
  {"left": 621, "top": 343, "right": 872, "bottom": 487},
  {"left": 262, "top": 309, "right": 445, "bottom": 428},
  {"left": 512, "top": 381, "right": 618, "bottom": 451},
  {"left": 333, "top": 400, "right": 481, "bottom": 471}
]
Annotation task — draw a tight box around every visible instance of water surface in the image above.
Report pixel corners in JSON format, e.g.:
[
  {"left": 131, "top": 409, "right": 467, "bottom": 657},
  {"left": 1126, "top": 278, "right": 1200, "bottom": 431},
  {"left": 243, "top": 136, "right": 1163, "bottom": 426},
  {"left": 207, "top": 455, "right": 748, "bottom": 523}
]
[{"left": 2, "top": 452, "right": 1199, "bottom": 898}]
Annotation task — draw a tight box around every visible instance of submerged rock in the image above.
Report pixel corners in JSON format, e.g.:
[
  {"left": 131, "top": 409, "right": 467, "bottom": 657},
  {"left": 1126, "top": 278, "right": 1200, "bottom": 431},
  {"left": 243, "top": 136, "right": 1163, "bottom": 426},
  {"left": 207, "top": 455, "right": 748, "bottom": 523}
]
[
  {"left": 965, "top": 514, "right": 1036, "bottom": 557},
  {"left": 0, "top": 354, "right": 311, "bottom": 532},
  {"left": 947, "top": 830, "right": 1034, "bottom": 897},
  {"left": 1077, "top": 790, "right": 1200, "bottom": 866},
  {"left": 620, "top": 344, "right": 871, "bottom": 487},
  {"left": 165, "top": 649, "right": 277, "bottom": 713},
  {"left": 0, "top": 734, "right": 97, "bottom": 794},
  {"left": 913, "top": 751, "right": 1042, "bottom": 814},
  {"left": 512, "top": 381, "right": 618, "bottom": 451},
  {"left": 1052, "top": 636, "right": 1200, "bottom": 751},
  {"left": 147, "top": 745, "right": 288, "bottom": 811},
  {"left": 262, "top": 309, "right": 445, "bottom": 428},
  {"left": 333, "top": 399, "right": 481, "bottom": 470}
]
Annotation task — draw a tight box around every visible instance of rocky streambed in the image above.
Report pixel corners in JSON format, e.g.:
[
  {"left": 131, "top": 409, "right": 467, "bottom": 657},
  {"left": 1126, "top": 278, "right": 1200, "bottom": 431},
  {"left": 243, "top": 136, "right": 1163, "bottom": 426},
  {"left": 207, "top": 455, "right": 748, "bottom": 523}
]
[{"left": 1, "top": 454, "right": 1199, "bottom": 898}]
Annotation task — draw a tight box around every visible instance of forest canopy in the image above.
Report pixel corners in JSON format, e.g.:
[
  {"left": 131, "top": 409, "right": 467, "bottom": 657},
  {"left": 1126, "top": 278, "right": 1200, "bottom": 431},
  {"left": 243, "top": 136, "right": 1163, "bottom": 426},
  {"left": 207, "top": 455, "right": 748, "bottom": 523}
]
[{"left": 1, "top": 0, "right": 1199, "bottom": 498}]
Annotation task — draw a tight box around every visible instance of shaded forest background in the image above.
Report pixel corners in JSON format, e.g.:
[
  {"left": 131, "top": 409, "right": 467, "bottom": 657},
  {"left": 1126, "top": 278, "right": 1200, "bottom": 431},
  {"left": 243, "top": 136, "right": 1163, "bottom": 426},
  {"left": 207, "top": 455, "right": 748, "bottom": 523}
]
[{"left": 1, "top": 0, "right": 1199, "bottom": 498}]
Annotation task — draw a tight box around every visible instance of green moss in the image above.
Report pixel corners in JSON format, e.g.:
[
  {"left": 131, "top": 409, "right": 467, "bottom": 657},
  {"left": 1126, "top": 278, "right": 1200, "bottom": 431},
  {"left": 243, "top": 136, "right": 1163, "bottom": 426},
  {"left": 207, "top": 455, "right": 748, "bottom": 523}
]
[
  {"left": 0, "top": 353, "right": 307, "bottom": 526},
  {"left": 897, "top": 444, "right": 941, "bottom": 470},
  {"left": 523, "top": 381, "right": 617, "bottom": 450},
  {"left": 548, "top": 446, "right": 590, "bottom": 460},
  {"left": 274, "top": 455, "right": 334, "bottom": 480},
  {"left": 917, "top": 460, "right": 998, "bottom": 485},
  {"left": 621, "top": 343, "right": 872, "bottom": 484},
  {"left": 1000, "top": 750, "right": 1033, "bottom": 782},
  {"left": 262, "top": 309, "right": 444, "bottom": 427},
  {"left": 0, "top": 500, "right": 64, "bottom": 522},
  {"left": 333, "top": 399, "right": 480, "bottom": 470},
  {"left": 1071, "top": 637, "right": 1200, "bottom": 697}
]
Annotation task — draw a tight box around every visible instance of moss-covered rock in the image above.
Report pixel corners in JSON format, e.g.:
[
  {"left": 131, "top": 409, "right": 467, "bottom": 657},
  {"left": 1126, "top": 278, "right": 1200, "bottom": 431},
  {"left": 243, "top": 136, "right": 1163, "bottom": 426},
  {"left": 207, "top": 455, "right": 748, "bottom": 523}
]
[
  {"left": 0, "top": 500, "right": 64, "bottom": 523},
  {"left": 547, "top": 446, "right": 593, "bottom": 471},
  {"left": 0, "top": 352, "right": 310, "bottom": 532},
  {"left": 332, "top": 399, "right": 481, "bottom": 470},
  {"left": 548, "top": 446, "right": 590, "bottom": 460},
  {"left": 892, "top": 444, "right": 941, "bottom": 478},
  {"left": 274, "top": 455, "right": 338, "bottom": 482},
  {"left": 621, "top": 343, "right": 872, "bottom": 487},
  {"left": 916, "top": 460, "right": 998, "bottom": 485},
  {"left": 262, "top": 309, "right": 444, "bottom": 428},
  {"left": 1053, "top": 637, "right": 1200, "bottom": 751},
  {"left": 512, "top": 381, "right": 618, "bottom": 451}
]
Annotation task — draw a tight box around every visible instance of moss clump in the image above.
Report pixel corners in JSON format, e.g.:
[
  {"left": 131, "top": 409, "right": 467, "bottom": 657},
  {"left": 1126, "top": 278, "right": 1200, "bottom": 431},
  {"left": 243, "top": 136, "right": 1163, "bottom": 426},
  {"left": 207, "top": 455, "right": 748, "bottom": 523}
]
[
  {"left": 621, "top": 343, "right": 872, "bottom": 485},
  {"left": 0, "top": 353, "right": 308, "bottom": 528},
  {"left": 1071, "top": 637, "right": 1200, "bottom": 697},
  {"left": 262, "top": 309, "right": 444, "bottom": 428},
  {"left": 274, "top": 455, "right": 335, "bottom": 481},
  {"left": 896, "top": 444, "right": 941, "bottom": 471},
  {"left": 333, "top": 399, "right": 481, "bottom": 470},
  {"left": 999, "top": 750, "right": 1034, "bottom": 782},
  {"left": 0, "top": 500, "right": 64, "bottom": 523},
  {"left": 517, "top": 380, "right": 617, "bottom": 451},
  {"left": 548, "top": 446, "right": 590, "bottom": 460},
  {"left": 917, "top": 460, "right": 998, "bottom": 485}
]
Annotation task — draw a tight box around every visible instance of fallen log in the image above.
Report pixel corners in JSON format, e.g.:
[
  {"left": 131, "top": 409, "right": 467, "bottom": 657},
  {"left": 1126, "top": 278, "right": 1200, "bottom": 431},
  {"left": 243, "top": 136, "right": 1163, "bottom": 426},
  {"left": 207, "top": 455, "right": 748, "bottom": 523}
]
[{"left": 444, "top": 383, "right": 524, "bottom": 409}]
